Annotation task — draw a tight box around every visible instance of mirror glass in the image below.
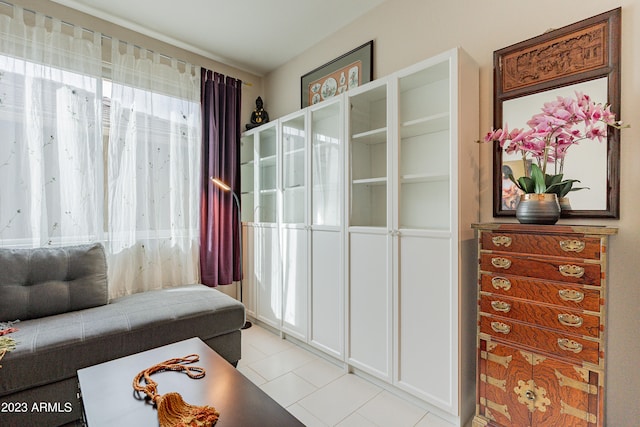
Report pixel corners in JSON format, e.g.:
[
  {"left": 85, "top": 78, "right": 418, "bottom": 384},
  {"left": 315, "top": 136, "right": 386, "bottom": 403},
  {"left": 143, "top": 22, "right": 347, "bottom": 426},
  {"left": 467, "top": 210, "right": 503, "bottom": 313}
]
[{"left": 500, "top": 78, "right": 608, "bottom": 211}]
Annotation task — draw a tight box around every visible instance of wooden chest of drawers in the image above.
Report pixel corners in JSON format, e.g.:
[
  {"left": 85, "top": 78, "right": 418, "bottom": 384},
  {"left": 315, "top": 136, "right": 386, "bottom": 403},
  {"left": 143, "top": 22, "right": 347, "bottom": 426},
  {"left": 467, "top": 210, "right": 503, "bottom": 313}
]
[{"left": 471, "top": 223, "right": 616, "bottom": 427}]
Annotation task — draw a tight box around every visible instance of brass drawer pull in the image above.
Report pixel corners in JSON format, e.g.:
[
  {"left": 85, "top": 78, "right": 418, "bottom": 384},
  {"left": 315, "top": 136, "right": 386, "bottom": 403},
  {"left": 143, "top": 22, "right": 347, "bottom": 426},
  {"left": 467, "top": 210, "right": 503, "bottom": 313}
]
[
  {"left": 491, "top": 322, "right": 511, "bottom": 334},
  {"left": 558, "top": 313, "right": 584, "bottom": 327},
  {"left": 492, "top": 277, "right": 512, "bottom": 291},
  {"left": 558, "top": 289, "right": 585, "bottom": 303},
  {"left": 491, "top": 257, "right": 512, "bottom": 269},
  {"left": 557, "top": 338, "right": 583, "bottom": 353},
  {"left": 492, "top": 235, "right": 512, "bottom": 247},
  {"left": 491, "top": 300, "right": 512, "bottom": 313},
  {"left": 559, "top": 239, "right": 586, "bottom": 253},
  {"left": 559, "top": 264, "right": 585, "bottom": 278}
]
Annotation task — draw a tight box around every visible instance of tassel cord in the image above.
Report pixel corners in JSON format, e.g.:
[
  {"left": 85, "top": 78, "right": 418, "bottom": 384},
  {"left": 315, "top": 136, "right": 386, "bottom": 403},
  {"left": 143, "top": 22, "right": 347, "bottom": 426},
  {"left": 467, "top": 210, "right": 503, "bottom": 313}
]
[{"left": 132, "top": 354, "right": 205, "bottom": 403}]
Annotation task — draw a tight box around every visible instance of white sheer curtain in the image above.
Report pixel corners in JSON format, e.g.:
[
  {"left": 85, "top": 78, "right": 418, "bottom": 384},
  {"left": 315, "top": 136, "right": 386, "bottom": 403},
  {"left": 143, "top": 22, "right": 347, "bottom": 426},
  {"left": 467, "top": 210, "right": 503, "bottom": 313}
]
[
  {"left": 0, "top": 6, "right": 103, "bottom": 247},
  {"left": 107, "top": 39, "right": 201, "bottom": 298}
]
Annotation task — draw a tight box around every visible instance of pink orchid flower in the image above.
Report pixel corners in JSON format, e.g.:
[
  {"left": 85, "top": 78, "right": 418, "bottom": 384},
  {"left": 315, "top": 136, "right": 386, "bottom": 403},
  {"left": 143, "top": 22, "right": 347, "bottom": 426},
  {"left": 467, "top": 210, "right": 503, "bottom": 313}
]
[{"left": 481, "top": 92, "right": 626, "bottom": 187}]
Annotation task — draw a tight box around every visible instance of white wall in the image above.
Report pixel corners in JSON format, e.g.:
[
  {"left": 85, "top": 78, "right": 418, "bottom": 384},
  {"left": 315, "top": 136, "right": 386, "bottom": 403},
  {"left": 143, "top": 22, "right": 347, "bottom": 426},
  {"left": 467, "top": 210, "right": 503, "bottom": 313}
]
[{"left": 265, "top": 1, "right": 640, "bottom": 424}]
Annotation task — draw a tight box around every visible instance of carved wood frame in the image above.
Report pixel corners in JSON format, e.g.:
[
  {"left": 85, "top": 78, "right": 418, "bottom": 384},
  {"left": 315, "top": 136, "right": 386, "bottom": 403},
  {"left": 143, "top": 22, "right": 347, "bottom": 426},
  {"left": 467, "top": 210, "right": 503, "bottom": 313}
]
[{"left": 493, "top": 8, "right": 621, "bottom": 218}]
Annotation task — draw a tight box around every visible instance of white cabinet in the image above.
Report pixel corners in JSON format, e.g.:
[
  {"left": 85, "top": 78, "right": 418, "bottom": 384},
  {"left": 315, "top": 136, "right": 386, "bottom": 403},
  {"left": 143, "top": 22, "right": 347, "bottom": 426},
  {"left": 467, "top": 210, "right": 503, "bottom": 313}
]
[
  {"left": 346, "top": 47, "right": 479, "bottom": 425},
  {"left": 309, "top": 98, "right": 344, "bottom": 358},
  {"left": 255, "top": 224, "right": 280, "bottom": 328},
  {"left": 240, "top": 133, "right": 255, "bottom": 223},
  {"left": 241, "top": 48, "right": 478, "bottom": 425},
  {"left": 280, "top": 226, "right": 307, "bottom": 339},
  {"left": 249, "top": 122, "right": 281, "bottom": 329},
  {"left": 397, "top": 48, "right": 478, "bottom": 424},
  {"left": 348, "top": 229, "right": 392, "bottom": 377},
  {"left": 281, "top": 113, "right": 306, "bottom": 224},
  {"left": 310, "top": 99, "right": 343, "bottom": 228},
  {"left": 280, "top": 112, "right": 308, "bottom": 340},
  {"left": 241, "top": 99, "right": 344, "bottom": 359},
  {"left": 256, "top": 123, "right": 278, "bottom": 224},
  {"left": 240, "top": 134, "right": 256, "bottom": 318},
  {"left": 349, "top": 81, "right": 390, "bottom": 228},
  {"left": 347, "top": 79, "right": 393, "bottom": 380}
]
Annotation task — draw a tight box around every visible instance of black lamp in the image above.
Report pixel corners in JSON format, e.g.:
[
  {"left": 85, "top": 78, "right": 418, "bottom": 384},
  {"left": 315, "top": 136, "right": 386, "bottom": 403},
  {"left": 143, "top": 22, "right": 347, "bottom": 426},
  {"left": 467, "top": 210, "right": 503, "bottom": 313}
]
[{"left": 211, "top": 177, "right": 251, "bottom": 329}]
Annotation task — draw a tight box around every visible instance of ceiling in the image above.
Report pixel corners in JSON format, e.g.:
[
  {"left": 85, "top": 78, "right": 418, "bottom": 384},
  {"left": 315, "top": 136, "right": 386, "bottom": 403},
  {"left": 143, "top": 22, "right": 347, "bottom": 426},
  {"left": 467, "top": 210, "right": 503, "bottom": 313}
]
[{"left": 51, "top": 0, "right": 386, "bottom": 76}]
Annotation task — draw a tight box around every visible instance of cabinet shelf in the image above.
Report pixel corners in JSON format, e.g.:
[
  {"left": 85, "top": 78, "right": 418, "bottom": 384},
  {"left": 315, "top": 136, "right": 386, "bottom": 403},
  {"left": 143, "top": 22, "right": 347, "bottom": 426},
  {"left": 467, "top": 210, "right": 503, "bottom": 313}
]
[
  {"left": 260, "top": 154, "right": 277, "bottom": 165},
  {"left": 353, "top": 177, "right": 387, "bottom": 186},
  {"left": 351, "top": 127, "right": 387, "bottom": 145},
  {"left": 401, "top": 112, "right": 449, "bottom": 138},
  {"left": 284, "top": 184, "right": 304, "bottom": 191},
  {"left": 401, "top": 173, "right": 448, "bottom": 184},
  {"left": 259, "top": 188, "right": 277, "bottom": 194},
  {"left": 241, "top": 160, "right": 255, "bottom": 166},
  {"left": 284, "top": 148, "right": 305, "bottom": 156}
]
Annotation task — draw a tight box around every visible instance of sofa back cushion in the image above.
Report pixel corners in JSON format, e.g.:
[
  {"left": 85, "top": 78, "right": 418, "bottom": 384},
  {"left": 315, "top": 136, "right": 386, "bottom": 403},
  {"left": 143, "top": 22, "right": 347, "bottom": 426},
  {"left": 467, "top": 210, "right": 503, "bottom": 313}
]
[{"left": 0, "top": 243, "right": 108, "bottom": 321}]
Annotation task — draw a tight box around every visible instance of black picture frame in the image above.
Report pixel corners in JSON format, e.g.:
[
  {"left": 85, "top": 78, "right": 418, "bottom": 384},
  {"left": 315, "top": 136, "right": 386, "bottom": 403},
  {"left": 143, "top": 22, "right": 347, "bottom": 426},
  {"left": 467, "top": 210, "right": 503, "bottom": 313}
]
[{"left": 300, "top": 40, "right": 373, "bottom": 108}]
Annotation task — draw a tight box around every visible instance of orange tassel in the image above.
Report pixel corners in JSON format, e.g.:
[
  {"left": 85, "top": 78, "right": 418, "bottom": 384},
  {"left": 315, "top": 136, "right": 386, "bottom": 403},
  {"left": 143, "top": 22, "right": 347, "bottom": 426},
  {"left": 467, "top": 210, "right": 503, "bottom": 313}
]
[
  {"left": 155, "top": 392, "right": 219, "bottom": 427},
  {"left": 133, "top": 354, "right": 219, "bottom": 427}
]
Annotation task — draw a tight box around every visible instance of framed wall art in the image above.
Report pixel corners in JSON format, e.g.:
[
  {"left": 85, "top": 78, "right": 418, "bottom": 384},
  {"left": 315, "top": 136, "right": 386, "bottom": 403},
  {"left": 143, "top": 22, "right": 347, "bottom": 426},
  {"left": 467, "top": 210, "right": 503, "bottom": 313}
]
[{"left": 301, "top": 40, "right": 373, "bottom": 108}]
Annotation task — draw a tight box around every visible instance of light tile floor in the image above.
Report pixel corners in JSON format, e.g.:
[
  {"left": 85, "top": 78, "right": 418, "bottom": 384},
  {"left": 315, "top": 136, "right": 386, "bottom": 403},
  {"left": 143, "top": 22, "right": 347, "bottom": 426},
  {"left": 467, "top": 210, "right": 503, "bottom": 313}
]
[{"left": 237, "top": 323, "right": 457, "bottom": 427}]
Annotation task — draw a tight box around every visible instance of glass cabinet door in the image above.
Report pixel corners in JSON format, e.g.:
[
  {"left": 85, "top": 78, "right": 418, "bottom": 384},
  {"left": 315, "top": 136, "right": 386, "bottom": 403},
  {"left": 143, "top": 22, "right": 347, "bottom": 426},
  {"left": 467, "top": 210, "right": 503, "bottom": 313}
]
[
  {"left": 348, "top": 83, "right": 388, "bottom": 228},
  {"left": 281, "top": 113, "right": 306, "bottom": 225},
  {"left": 240, "top": 133, "right": 255, "bottom": 222},
  {"left": 310, "top": 99, "right": 342, "bottom": 227},
  {"left": 257, "top": 124, "right": 277, "bottom": 223},
  {"left": 398, "top": 60, "right": 451, "bottom": 230}
]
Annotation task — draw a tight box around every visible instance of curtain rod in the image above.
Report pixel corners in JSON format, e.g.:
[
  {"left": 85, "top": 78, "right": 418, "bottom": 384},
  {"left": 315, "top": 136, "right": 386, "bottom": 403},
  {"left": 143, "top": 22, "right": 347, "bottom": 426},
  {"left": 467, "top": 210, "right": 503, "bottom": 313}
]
[{"left": 0, "top": 0, "right": 252, "bottom": 86}]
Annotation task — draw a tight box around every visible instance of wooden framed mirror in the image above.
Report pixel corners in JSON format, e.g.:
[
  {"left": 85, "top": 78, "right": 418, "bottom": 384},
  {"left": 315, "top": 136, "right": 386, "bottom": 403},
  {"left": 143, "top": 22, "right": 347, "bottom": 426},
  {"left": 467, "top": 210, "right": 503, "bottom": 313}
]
[{"left": 493, "top": 8, "right": 621, "bottom": 218}]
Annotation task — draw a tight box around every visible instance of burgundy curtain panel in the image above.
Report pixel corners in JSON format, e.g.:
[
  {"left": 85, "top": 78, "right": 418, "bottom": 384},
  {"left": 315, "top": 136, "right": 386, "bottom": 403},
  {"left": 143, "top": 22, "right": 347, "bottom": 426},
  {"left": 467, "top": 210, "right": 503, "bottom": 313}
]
[{"left": 200, "top": 69, "right": 242, "bottom": 286}]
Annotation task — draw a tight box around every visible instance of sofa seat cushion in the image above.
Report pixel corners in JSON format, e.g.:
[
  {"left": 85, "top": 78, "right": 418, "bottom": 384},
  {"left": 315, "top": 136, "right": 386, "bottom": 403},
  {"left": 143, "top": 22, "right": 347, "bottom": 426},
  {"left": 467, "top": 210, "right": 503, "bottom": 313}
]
[{"left": 0, "top": 284, "right": 245, "bottom": 397}]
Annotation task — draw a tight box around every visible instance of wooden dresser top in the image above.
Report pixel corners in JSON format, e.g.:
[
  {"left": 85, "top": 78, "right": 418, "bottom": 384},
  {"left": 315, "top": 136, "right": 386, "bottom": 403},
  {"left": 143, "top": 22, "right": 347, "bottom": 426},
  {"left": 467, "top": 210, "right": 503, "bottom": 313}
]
[{"left": 472, "top": 222, "right": 618, "bottom": 236}]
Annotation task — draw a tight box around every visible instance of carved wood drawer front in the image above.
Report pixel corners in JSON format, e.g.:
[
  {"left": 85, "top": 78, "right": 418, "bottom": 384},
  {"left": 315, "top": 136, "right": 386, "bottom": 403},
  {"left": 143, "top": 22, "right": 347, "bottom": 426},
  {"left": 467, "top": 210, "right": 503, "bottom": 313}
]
[
  {"left": 480, "top": 253, "right": 602, "bottom": 285},
  {"left": 479, "top": 315, "right": 600, "bottom": 365},
  {"left": 480, "top": 274, "right": 601, "bottom": 312},
  {"left": 479, "top": 295, "right": 601, "bottom": 338},
  {"left": 482, "top": 232, "right": 602, "bottom": 260},
  {"left": 478, "top": 339, "right": 602, "bottom": 427}
]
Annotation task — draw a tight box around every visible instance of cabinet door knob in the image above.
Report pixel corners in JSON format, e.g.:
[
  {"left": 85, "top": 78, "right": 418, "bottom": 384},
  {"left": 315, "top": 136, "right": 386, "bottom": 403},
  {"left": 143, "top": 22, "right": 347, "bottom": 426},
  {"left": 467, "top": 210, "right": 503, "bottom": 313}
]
[
  {"left": 491, "top": 277, "right": 512, "bottom": 291},
  {"left": 558, "top": 289, "right": 585, "bottom": 303},
  {"left": 491, "top": 300, "right": 512, "bottom": 313},
  {"left": 559, "top": 239, "right": 586, "bottom": 253},
  {"left": 557, "top": 338, "right": 583, "bottom": 353},
  {"left": 491, "top": 257, "right": 512, "bottom": 269},
  {"left": 559, "top": 264, "right": 585, "bottom": 278},
  {"left": 492, "top": 235, "right": 512, "bottom": 247},
  {"left": 558, "top": 313, "right": 584, "bottom": 327},
  {"left": 491, "top": 322, "right": 511, "bottom": 334},
  {"left": 525, "top": 390, "right": 536, "bottom": 401}
]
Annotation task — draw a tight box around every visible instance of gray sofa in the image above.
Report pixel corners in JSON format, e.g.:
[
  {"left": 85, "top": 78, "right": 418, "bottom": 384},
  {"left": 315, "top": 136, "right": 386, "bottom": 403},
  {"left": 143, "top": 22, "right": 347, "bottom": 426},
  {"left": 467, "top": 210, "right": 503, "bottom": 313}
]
[{"left": 0, "top": 243, "right": 245, "bottom": 427}]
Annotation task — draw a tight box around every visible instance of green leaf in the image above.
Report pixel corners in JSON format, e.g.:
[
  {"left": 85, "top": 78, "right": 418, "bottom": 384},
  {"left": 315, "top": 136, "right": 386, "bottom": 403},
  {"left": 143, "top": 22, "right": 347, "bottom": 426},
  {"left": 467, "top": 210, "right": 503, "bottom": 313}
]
[
  {"left": 507, "top": 173, "right": 523, "bottom": 192},
  {"left": 546, "top": 181, "right": 571, "bottom": 197},
  {"left": 530, "top": 164, "right": 546, "bottom": 193},
  {"left": 516, "top": 175, "right": 535, "bottom": 193},
  {"left": 546, "top": 179, "right": 589, "bottom": 197},
  {"left": 545, "top": 173, "right": 564, "bottom": 187}
]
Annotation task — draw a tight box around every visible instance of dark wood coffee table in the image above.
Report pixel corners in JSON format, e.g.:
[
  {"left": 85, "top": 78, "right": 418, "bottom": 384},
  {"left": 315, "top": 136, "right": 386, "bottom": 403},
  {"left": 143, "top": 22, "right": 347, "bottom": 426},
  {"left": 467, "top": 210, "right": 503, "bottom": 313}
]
[{"left": 77, "top": 337, "right": 304, "bottom": 426}]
